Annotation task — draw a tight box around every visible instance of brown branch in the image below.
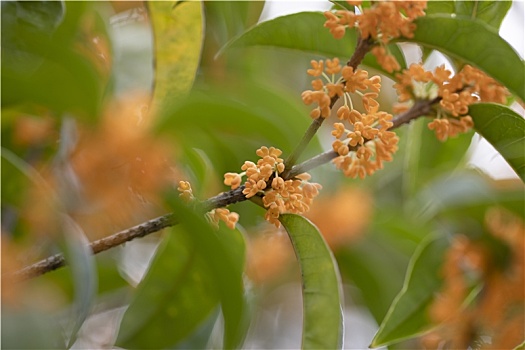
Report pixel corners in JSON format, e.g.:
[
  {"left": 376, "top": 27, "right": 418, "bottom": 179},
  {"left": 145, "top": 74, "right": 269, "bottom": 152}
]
[
  {"left": 12, "top": 39, "right": 440, "bottom": 281},
  {"left": 12, "top": 187, "right": 249, "bottom": 280}
]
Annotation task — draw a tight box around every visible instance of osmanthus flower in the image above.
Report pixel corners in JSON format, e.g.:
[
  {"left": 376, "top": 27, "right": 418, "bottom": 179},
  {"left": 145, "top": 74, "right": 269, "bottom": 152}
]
[
  {"left": 177, "top": 181, "right": 239, "bottom": 230},
  {"left": 394, "top": 63, "right": 509, "bottom": 141},
  {"left": 323, "top": 0, "right": 427, "bottom": 73},
  {"left": 421, "top": 208, "right": 524, "bottom": 350},
  {"left": 301, "top": 58, "right": 382, "bottom": 119},
  {"left": 223, "top": 146, "right": 322, "bottom": 228},
  {"left": 331, "top": 110, "right": 399, "bottom": 179}
]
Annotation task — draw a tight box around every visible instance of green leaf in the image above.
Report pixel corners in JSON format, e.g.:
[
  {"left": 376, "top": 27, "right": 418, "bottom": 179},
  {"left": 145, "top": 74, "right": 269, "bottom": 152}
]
[
  {"left": 1, "top": 309, "right": 64, "bottom": 349},
  {"left": 169, "top": 200, "right": 248, "bottom": 349},
  {"left": 454, "top": 1, "right": 512, "bottom": 30},
  {"left": 329, "top": 0, "right": 356, "bottom": 11},
  {"left": 403, "top": 118, "right": 473, "bottom": 198},
  {"left": 469, "top": 103, "right": 525, "bottom": 182},
  {"left": 149, "top": 1, "right": 204, "bottom": 111},
  {"left": 203, "top": 1, "right": 265, "bottom": 47},
  {"left": 425, "top": 1, "right": 455, "bottom": 15},
  {"left": 371, "top": 235, "right": 449, "bottom": 348},
  {"left": 219, "top": 12, "right": 406, "bottom": 80},
  {"left": 410, "top": 172, "right": 494, "bottom": 222},
  {"left": 406, "top": 15, "right": 525, "bottom": 101},
  {"left": 116, "top": 227, "right": 220, "bottom": 349},
  {"left": 1, "top": 2, "right": 105, "bottom": 119},
  {"left": 60, "top": 216, "right": 97, "bottom": 348},
  {"left": 279, "top": 214, "right": 344, "bottom": 350}
]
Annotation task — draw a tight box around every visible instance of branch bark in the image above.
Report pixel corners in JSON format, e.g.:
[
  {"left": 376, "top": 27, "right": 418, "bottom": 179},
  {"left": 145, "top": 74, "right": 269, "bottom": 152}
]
[{"left": 11, "top": 36, "right": 442, "bottom": 281}]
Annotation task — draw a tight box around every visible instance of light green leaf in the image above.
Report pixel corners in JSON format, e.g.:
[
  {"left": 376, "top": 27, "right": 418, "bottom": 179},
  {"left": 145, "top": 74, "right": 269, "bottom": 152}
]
[
  {"left": 425, "top": 1, "right": 455, "bottom": 15},
  {"left": 371, "top": 235, "right": 449, "bottom": 348},
  {"left": 403, "top": 118, "right": 473, "bottom": 198},
  {"left": 219, "top": 12, "right": 406, "bottom": 80},
  {"left": 149, "top": 1, "right": 203, "bottom": 111},
  {"left": 454, "top": 1, "right": 512, "bottom": 30},
  {"left": 279, "top": 214, "right": 344, "bottom": 350},
  {"left": 61, "top": 216, "right": 97, "bottom": 348},
  {"left": 469, "top": 103, "right": 525, "bottom": 182},
  {"left": 115, "top": 227, "right": 220, "bottom": 349},
  {"left": 406, "top": 15, "right": 525, "bottom": 101},
  {"left": 410, "top": 172, "right": 494, "bottom": 222},
  {"left": 1, "top": 309, "right": 64, "bottom": 349},
  {"left": 203, "top": 1, "right": 264, "bottom": 47}
]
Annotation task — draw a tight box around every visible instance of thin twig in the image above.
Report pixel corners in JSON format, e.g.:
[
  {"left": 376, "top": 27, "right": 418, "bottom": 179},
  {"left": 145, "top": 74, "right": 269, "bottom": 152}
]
[
  {"left": 283, "top": 36, "right": 375, "bottom": 176},
  {"left": 12, "top": 40, "right": 440, "bottom": 281}
]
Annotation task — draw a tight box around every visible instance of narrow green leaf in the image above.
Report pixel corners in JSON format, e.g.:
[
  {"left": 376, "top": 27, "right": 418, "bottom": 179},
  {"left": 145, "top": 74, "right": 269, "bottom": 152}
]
[
  {"left": 149, "top": 1, "right": 203, "bottom": 110},
  {"left": 219, "top": 12, "right": 406, "bottom": 80},
  {"left": 469, "top": 103, "right": 525, "bottom": 181},
  {"left": 115, "top": 228, "right": 219, "bottom": 349},
  {"left": 61, "top": 216, "right": 97, "bottom": 348},
  {"left": 406, "top": 15, "right": 525, "bottom": 101},
  {"left": 454, "top": 1, "right": 512, "bottom": 30},
  {"left": 169, "top": 200, "right": 247, "bottom": 349},
  {"left": 279, "top": 214, "right": 344, "bottom": 350},
  {"left": 371, "top": 235, "right": 449, "bottom": 348}
]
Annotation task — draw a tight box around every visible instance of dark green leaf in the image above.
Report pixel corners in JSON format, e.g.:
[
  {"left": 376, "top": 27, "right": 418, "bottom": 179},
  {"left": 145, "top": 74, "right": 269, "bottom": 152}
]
[
  {"left": 116, "top": 228, "right": 220, "bottom": 349},
  {"left": 337, "top": 238, "right": 408, "bottom": 323},
  {"left": 169, "top": 200, "right": 248, "bottom": 349},
  {"left": 454, "top": 1, "right": 512, "bottom": 30},
  {"left": 280, "top": 214, "right": 344, "bottom": 350},
  {"left": 149, "top": 1, "right": 204, "bottom": 110},
  {"left": 219, "top": 12, "right": 406, "bottom": 80},
  {"left": 371, "top": 235, "right": 449, "bottom": 348},
  {"left": 406, "top": 15, "right": 525, "bottom": 101},
  {"left": 469, "top": 103, "right": 525, "bottom": 181},
  {"left": 1, "top": 2, "right": 104, "bottom": 119}
]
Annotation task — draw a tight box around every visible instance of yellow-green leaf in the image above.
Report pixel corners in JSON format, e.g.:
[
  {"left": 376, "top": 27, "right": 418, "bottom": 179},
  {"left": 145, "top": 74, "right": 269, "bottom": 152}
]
[{"left": 148, "top": 1, "right": 203, "bottom": 111}]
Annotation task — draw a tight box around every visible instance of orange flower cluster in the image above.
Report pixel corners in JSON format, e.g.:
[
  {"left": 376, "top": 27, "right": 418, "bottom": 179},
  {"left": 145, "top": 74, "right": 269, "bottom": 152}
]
[
  {"left": 177, "top": 180, "right": 194, "bottom": 202},
  {"left": 224, "top": 146, "right": 322, "bottom": 228},
  {"left": 302, "top": 60, "right": 399, "bottom": 179},
  {"left": 422, "top": 209, "right": 524, "bottom": 349},
  {"left": 332, "top": 110, "right": 398, "bottom": 179},
  {"left": 177, "top": 180, "right": 239, "bottom": 229},
  {"left": 324, "top": 1, "right": 427, "bottom": 73},
  {"left": 394, "top": 64, "right": 509, "bottom": 141},
  {"left": 207, "top": 208, "right": 239, "bottom": 230},
  {"left": 301, "top": 58, "right": 381, "bottom": 119}
]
